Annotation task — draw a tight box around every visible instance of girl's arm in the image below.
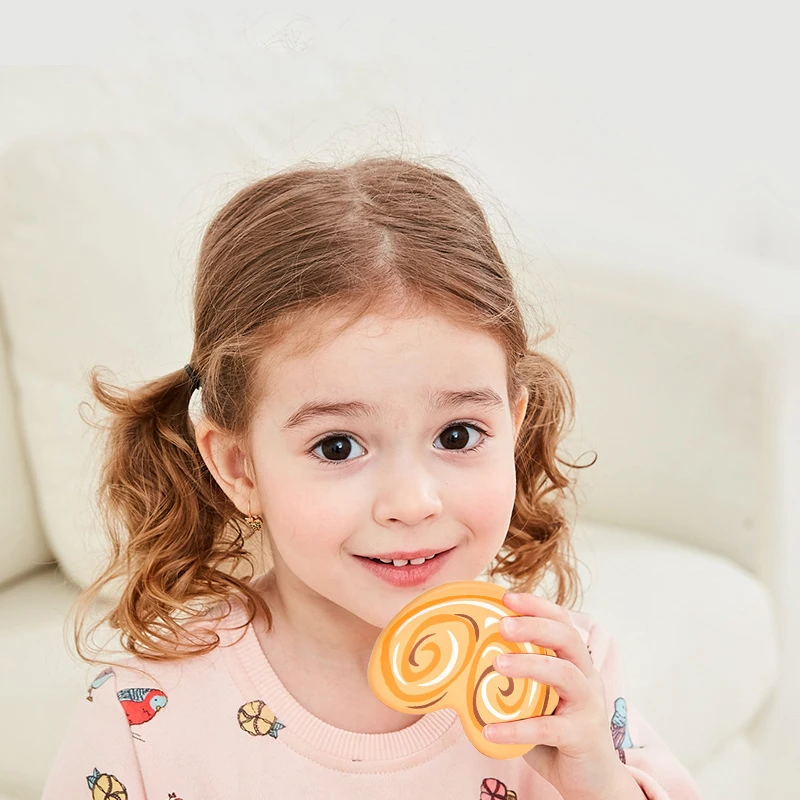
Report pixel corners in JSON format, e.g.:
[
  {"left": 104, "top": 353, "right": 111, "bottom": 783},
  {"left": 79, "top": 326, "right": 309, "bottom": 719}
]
[{"left": 41, "top": 666, "right": 148, "bottom": 799}]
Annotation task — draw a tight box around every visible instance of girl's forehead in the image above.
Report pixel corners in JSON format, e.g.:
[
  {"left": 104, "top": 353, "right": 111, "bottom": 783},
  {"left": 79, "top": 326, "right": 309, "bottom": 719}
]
[
  {"left": 273, "top": 311, "right": 503, "bottom": 370},
  {"left": 256, "top": 312, "right": 510, "bottom": 412}
]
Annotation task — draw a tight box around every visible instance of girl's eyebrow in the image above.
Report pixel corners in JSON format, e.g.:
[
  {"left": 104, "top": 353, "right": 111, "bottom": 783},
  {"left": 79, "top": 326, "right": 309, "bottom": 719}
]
[{"left": 281, "top": 387, "right": 504, "bottom": 431}]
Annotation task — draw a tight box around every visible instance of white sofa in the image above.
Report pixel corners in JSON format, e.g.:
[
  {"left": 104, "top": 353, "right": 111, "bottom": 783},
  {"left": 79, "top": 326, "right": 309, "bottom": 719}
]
[{"left": 0, "top": 117, "right": 797, "bottom": 800}]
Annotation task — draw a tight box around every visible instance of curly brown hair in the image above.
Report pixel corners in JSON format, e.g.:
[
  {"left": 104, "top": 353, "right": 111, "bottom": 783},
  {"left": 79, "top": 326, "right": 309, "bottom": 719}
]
[{"left": 72, "top": 155, "right": 592, "bottom": 668}]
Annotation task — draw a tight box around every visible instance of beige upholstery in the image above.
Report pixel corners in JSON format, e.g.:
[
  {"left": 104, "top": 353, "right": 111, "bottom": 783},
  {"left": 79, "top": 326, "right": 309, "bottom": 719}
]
[{"left": 0, "top": 91, "right": 797, "bottom": 799}]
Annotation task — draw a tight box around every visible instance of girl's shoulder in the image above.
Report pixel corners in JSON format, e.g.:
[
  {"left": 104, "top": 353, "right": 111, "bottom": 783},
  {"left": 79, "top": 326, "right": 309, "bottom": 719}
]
[
  {"left": 564, "top": 607, "right": 615, "bottom": 665},
  {"left": 91, "top": 592, "right": 251, "bottom": 692},
  {"left": 563, "top": 607, "right": 628, "bottom": 674},
  {"left": 565, "top": 607, "right": 595, "bottom": 641}
]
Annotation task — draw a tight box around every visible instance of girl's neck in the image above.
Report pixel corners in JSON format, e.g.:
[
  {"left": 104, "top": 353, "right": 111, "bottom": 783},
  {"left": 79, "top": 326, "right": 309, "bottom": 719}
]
[
  {"left": 251, "top": 571, "right": 421, "bottom": 734},
  {"left": 255, "top": 570, "right": 380, "bottom": 665}
]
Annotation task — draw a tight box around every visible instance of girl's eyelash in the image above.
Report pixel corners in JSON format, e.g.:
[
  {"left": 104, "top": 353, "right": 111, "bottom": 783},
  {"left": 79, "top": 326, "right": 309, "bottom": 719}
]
[{"left": 307, "top": 421, "right": 491, "bottom": 467}]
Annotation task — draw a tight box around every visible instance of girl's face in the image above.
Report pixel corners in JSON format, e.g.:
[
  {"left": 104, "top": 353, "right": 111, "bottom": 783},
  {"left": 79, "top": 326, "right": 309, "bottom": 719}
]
[{"left": 243, "top": 310, "right": 528, "bottom": 631}]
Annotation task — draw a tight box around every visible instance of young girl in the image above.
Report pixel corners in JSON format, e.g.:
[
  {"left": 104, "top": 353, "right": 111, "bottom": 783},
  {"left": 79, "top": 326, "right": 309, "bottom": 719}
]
[{"left": 43, "top": 157, "right": 702, "bottom": 800}]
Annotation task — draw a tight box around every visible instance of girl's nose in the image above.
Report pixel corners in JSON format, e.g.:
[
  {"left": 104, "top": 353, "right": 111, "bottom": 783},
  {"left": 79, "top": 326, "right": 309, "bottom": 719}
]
[{"left": 373, "top": 459, "right": 444, "bottom": 526}]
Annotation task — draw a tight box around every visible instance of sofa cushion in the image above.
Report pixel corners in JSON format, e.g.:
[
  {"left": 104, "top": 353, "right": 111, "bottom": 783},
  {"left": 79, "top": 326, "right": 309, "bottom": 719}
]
[
  {"left": 566, "top": 519, "right": 779, "bottom": 771},
  {"left": 0, "top": 521, "right": 778, "bottom": 799},
  {"left": 0, "top": 567, "right": 113, "bottom": 800}
]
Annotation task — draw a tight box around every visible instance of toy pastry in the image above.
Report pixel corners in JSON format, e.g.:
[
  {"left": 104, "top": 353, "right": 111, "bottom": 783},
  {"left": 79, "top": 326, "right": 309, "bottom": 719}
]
[{"left": 368, "top": 580, "right": 560, "bottom": 759}]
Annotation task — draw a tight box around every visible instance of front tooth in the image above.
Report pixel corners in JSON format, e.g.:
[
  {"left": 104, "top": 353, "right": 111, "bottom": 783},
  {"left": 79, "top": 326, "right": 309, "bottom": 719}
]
[
  {"left": 392, "top": 559, "right": 409, "bottom": 567},
  {"left": 409, "top": 557, "right": 426, "bottom": 565},
  {"left": 378, "top": 558, "right": 393, "bottom": 564}
]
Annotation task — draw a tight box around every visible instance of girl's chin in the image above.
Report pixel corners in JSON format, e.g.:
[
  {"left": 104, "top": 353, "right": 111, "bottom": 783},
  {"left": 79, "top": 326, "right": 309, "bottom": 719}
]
[
  {"left": 348, "top": 594, "right": 425, "bottom": 631},
  {"left": 351, "top": 583, "right": 456, "bottom": 631}
]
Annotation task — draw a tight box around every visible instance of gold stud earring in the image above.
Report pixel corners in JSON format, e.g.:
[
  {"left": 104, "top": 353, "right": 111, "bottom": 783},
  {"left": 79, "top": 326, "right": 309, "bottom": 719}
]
[{"left": 244, "top": 501, "right": 263, "bottom": 534}]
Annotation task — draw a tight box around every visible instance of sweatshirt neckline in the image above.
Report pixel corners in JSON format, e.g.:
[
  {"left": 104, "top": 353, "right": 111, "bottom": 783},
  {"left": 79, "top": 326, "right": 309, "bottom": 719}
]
[{"left": 223, "top": 595, "right": 460, "bottom": 763}]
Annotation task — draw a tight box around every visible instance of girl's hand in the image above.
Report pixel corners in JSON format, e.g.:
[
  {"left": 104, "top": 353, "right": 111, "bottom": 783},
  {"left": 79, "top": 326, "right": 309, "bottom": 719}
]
[{"left": 483, "top": 592, "right": 639, "bottom": 800}]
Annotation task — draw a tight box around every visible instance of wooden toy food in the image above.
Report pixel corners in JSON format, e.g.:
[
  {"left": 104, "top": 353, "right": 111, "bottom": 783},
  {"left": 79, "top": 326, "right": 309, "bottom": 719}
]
[{"left": 368, "top": 580, "right": 560, "bottom": 759}]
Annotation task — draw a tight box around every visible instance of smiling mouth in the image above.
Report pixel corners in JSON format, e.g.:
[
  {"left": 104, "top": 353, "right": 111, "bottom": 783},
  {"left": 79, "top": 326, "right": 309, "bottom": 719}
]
[{"left": 357, "top": 547, "right": 455, "bottom": 568}]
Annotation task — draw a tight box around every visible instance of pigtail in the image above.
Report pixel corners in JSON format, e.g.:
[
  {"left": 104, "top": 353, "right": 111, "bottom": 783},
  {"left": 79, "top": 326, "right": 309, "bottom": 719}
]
[
  {"left": 487, "top": 335, "right": 594, "bottom": 610},
  {"left": 71, "top": 365, "right": 271, "bottom": 666}
]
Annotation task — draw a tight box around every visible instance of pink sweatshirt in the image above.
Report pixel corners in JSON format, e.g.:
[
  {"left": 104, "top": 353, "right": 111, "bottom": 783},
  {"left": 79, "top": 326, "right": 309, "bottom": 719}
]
[{"left": 43, "top": 593, "right": 703, "bottom": 799}]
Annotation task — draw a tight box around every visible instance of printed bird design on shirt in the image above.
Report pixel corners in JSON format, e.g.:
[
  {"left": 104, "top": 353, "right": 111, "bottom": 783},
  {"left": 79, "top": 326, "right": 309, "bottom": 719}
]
[
  {"left": 610, "top": 697, "right": 634, "bottom": 762},
  {"left": 116, "top": 687, "right": 169, "bottom": 726},
  {"left": 86, "top": 767, "right": 127, "bottom": 799}
]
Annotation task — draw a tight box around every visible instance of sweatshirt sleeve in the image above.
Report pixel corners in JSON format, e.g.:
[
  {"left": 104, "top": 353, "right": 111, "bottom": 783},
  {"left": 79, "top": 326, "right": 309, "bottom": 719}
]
[
  {"left": 587, "top": 619, "right": 705, "bottom": 800},
  {"left": 42, "top": 666, "right": 148, "bottom": 799}
]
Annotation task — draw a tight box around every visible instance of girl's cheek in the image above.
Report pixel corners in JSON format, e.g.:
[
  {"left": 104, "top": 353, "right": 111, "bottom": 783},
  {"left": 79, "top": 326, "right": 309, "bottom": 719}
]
[
  {"left": 478, "top": 465, "right": 519, "bottom": 534},
  {"left": 460, "top": 457, "right": 516, "bottom": 502}
]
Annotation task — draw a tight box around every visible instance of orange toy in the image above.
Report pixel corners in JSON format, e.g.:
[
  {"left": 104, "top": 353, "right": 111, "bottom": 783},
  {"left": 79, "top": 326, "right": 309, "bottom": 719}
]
[{"left": 368, "top": 580, "right": 560, "bottom": 759}]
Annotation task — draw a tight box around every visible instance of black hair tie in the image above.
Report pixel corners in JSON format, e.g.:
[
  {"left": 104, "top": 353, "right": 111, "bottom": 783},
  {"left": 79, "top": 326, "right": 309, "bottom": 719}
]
[{"left": 184, "top": 364, "right": 201, "bottom": 393}]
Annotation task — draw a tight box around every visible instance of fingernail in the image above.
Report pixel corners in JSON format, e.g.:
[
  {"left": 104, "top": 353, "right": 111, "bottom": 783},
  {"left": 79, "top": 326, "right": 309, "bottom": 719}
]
[
  {"left": 502, "top": 617, "right": 518, "bottom": 634},
  {"left": 484, "top": 725, "right": 496, "bottom": 740},
  {"left": 496, "top": 655, "right": 510, "bottom": 670}
]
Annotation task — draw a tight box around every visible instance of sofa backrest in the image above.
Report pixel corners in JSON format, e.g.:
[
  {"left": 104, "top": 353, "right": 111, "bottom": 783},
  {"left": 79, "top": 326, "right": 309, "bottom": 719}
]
[
  {"left": 0, "top": 119, "right": 792, "bottom": 596},
  {"left": 0, "top": 122, "right": 257, "bottom": 594},
  {"left": 527, "top": 229, "right": 797, "bottom": 579},
  {"left": 0, "top": 323, "right": 51, "bottom": 588}
]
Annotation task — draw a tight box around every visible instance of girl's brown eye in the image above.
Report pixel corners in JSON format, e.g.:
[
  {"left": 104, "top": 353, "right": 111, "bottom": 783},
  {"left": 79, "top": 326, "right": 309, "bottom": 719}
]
[
  {"left": 438, "top": 424, "right": 473, "bottom": 450},
  {"left": 315, "top": 435, "right": 363, "bottom": 462},
  {"left": 434, "top": 423, "right": 487, "bottom": 452}
]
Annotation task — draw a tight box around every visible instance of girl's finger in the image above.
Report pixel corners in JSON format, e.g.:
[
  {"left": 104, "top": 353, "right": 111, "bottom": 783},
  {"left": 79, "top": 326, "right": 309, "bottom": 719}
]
[
  {"left": 499, "top": 594, "right": 595, "bottom": 677},
  {"left": 493, "top": 652, "right": 590, "bottom": 707},
  {"left": 484, "top": 711, "right": 571, "bottom": 750},
  {"left": 502, "top": 592, "right": 572, "bottom": 625}
]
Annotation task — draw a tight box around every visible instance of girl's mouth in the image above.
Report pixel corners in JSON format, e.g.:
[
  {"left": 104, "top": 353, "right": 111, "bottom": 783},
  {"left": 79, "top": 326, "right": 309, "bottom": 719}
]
[{"left": 354, "top": 547, "right": 455, "bottom": 588}]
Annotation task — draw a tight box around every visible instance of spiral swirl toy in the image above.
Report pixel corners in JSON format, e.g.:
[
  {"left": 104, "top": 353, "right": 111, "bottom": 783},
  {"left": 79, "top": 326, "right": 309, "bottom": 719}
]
[{"left": 368, "top": 580, "right": 560, "bottom": 759}]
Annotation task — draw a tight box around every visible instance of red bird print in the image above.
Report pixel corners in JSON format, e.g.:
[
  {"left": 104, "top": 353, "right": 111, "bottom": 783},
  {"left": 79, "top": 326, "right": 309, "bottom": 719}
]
[{"left": 116, "top": 687, "right": 168, "bottom": 726}]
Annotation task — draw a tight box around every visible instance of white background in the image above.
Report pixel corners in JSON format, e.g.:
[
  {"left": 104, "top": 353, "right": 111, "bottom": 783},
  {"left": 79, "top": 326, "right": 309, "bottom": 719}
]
[{"left": 1, "top": 0, "right": 799, "bottom": 269}]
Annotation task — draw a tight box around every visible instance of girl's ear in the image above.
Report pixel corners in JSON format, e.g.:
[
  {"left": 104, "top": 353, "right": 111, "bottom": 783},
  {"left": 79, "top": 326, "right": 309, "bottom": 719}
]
[
  {"left": 193, "top": 417, "right": 259, "bottom": 516},
  {"left": 512, "top": 386, "right": 529, "bottom": 444}
]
